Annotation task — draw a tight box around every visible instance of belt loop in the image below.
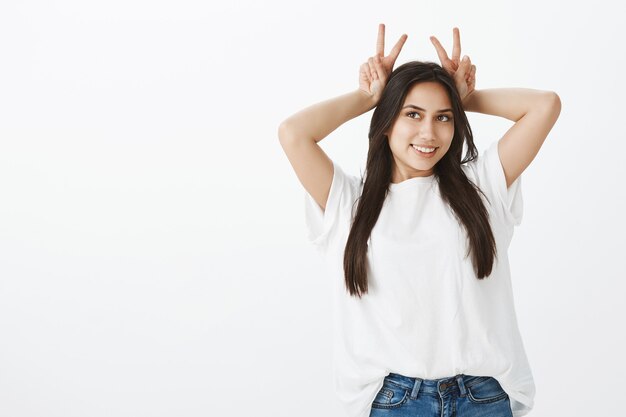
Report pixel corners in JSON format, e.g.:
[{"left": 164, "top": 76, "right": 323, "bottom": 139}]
[
  {"left": 456, "top": 374, "right": 467, "bottom": 397},
  {"left": 411, "top": 377, "right": 423, "bottom": 399}
]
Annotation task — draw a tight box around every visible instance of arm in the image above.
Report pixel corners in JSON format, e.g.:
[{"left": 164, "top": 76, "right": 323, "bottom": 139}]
[
  {"left": 463, "top": 88, "right": 562, "bottom": 188},
  {"left": 277, "top": 24, "right": 407, "bottom": 211},
  {"left": 278, "top": 89, "right": 376, "bottom": 144},
  {"left": 429, "top": 28, "right": 562, "bottom": 189},
  {"left": 279, "top": 24, "right": 406, "bottom": 144},
  {"left": 462, "top": 88, "right": 559, "bottom": 121}
]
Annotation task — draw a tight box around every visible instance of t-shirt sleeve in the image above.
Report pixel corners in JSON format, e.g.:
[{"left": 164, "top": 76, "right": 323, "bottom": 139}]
[
  {"left": 465, "top": 140, "right": 524, "bottom": 227},
  {"left": 303, "top": 159, "right": 361, "bottom": 251}
]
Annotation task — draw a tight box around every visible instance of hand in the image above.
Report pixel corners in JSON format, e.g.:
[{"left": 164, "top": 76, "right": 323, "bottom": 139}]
[
  {"left": 359, "top": 23, "right": 408, "bottom": 104},
  {"left": 430, "top": 27, "right": 476, "bottom": 102}
]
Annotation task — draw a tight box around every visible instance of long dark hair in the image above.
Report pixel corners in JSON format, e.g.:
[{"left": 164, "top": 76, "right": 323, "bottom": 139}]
[{"left": 344, "top": 61, "right": 497, "bottom": 298}]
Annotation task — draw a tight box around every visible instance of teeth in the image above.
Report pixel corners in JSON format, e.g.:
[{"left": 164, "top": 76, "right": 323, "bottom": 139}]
[{"left": 412, "top": 145, "right": 436, "bottom": 153}]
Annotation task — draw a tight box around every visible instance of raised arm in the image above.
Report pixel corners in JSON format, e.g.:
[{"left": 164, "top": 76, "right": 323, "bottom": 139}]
[
  {"left": 463, "top": 88, "right": 561, "bottom": 188},
  {"left": 278, "top": 24, "right": 407, "bottom": 144},
  {"left": 278, "top": 89, "right": 376, "bottom": 144},
  {"left": 430, "top": 27, "right": 562, "bottom": 189},
  {"left": 278, "top": 24, "right": 407, "bottom": 211}
]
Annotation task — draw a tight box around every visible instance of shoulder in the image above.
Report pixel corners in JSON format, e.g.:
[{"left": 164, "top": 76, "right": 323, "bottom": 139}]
[
  {"left": 461, "top": 141, "right": 524, "bottom": 227},
  {"left": 303, "top": 159, "right": 363, "bottom": 249}
]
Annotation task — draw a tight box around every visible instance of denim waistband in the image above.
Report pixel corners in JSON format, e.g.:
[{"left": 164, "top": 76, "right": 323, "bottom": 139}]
[{"left": 384, "top": 372, "right": 493, "bottom": 398}]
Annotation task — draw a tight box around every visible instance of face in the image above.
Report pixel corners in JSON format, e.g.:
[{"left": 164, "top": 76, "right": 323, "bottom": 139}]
[{"left": 385, "top": 81, "right": 455, "bottom": 183}]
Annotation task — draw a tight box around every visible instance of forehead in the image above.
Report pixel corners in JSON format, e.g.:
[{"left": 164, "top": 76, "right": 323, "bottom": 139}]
[{"left": 402, "top": 81, "right": 451, "bottom": 109}]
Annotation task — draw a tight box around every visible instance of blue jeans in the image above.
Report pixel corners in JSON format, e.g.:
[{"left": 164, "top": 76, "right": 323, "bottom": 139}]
[{"left": 369, "top": 372, "right": 513, "bottom": 417}]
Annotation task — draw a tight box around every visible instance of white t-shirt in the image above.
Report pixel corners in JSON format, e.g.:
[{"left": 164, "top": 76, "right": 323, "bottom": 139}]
[{"left": 304, "top": 140, "right": 535, "bottom": 417}]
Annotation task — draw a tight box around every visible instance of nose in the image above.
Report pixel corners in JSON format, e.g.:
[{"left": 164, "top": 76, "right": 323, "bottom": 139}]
[{"left": 418, "top": 118, "right": 435, "bottom": 141}]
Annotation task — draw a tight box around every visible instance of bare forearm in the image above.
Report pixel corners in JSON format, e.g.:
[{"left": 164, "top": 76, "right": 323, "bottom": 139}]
[
  {"left": 462, "top": 88, "right": 559, "bottom": 122},
  {"left": 279, "top": 89, "right": 376, "bottom": 144}
]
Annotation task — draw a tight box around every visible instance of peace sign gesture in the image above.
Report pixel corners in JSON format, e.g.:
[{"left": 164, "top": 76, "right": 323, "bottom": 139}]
[
  {"left": 429, "top": 27, "right": 476, "bottom": 102},
  {"left": 359, "top": 24, "right": 408, "bottom": 104}
]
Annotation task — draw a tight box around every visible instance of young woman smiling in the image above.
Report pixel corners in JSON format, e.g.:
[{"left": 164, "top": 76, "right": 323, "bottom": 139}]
[{"left": 278, "top": 24, "right": 560, "bottom": 417}]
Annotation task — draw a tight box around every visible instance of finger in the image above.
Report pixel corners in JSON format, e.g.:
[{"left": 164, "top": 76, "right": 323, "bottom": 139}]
[
  {"left": 373, "top": 54, "right": 385, "bottom": 82},
  {"left": 462, "top": 58, "right": 472, "bottom": 79},
  {"left": 467, "top": 64, "right": 476, "bottom": 81},
  {"left": 368, "top": 57, "right": 378, "bottom": 79},
  {"left": 430, "top": 35, "right": 450, "bottom": 64},
  {"left": 455, "top": 56, "right": 470, "bottom": 80},
  {"left": 360, "top": 63, "right": 372, "bottom": 82},
  {"left": 377, "top": 23, "right": 385, "bottom": 56},
  {"left": 451, "top": 27, "right": 461, "bottom": 65},
  {"left": 387, "top": 33, "right": 408, "bottom": 64}
]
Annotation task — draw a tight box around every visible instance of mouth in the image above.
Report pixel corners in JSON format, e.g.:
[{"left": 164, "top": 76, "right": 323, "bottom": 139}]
[{"left": 410, "top": 144, "right": 438, "bottom": 157}]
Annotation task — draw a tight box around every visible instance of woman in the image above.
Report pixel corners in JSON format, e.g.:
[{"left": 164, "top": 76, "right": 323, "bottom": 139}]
[{"left": 278, "top": 24, "right": 560, "bottom": 417}]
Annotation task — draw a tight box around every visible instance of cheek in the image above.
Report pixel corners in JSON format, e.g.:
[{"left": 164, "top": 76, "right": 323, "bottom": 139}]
[
  {"left": 439, "top": 126, "right": 454, "bottom": 145},
  {"left": 388, "top": 130, "right": 413, "bottom": 150},
  {"left": 437, "top": 123, "right": 455, "bottom": 135},
  {"left": 389, "top": 120, "right": 413, "bottom": 136}
]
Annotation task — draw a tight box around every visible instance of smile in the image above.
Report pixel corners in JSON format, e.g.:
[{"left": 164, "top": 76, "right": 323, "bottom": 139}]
[{"left": 411, "top": 144, "right": 438, "bottom": 157}]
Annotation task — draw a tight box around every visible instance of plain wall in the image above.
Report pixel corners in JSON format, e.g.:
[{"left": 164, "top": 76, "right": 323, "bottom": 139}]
[{"left": 0, "top": 0, "right": 623, "bottom": 416}]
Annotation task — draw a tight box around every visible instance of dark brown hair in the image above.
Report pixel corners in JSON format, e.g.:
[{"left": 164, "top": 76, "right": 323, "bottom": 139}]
[{"left": 344, "top": 61, "right": 497, "bottom": 298}]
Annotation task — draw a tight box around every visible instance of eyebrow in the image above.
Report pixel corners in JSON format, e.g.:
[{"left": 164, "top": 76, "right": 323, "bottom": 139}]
[{"left": 402, "top": 104, "right": 453, "bottom": 113}]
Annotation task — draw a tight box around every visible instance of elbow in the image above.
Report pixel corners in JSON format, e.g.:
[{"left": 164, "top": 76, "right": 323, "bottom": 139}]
[
  {"left": 544, "top": 91, "right": 562, "bottom": 117},
  {"left": 278, "top": 120, "right": 294, "bottom": 144},
  {"left": 535, "top": 91, "right": 561, "bottom": 123},
  {"left": 278, "top": 119, "right": 316, "bottom": 145}
]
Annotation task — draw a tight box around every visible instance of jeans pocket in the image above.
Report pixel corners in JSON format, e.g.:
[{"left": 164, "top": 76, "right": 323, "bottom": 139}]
[
  {"left": 466, "top": 377, "right": 509, "bottom": 404},
  {"left": 371, "top": 378, "right": 410, "bottom": 409}
]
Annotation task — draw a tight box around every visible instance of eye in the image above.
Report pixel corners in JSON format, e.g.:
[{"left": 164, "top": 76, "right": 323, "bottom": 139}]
[{"left": 407, "top": 112, "right": 453, "bottom": 122}]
